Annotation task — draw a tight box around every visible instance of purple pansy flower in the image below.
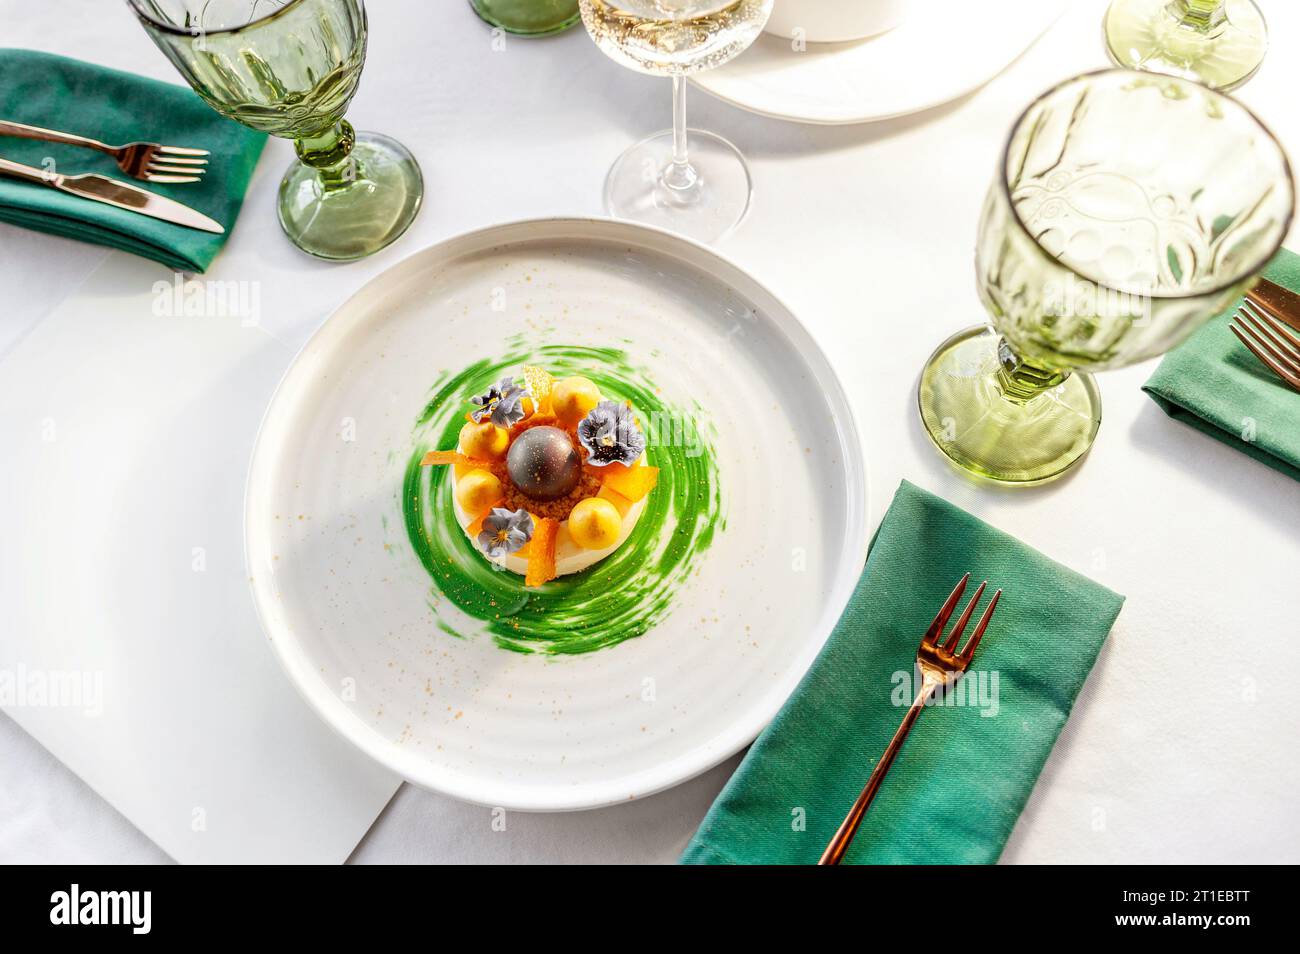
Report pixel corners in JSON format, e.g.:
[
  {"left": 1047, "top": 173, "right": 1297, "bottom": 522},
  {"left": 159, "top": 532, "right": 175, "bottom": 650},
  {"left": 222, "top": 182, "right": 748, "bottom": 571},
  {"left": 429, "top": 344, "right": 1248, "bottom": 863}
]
[
  {"left": 470, "top": 376, "right": 528, "bottom": 428},
  {"left": 577, "top": 400, "right": 645, "bottom": 467},
  {"left": 477, "top": 507, "right": 534, "bottom": 558}
]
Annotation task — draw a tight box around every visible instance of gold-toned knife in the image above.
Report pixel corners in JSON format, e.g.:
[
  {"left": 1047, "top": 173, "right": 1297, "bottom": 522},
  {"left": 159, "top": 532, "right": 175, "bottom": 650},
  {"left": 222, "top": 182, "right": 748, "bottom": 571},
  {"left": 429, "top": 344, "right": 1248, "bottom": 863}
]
[
  {"left": 1248, "top": 277, "right": 1300, "bottom": 333},
  {"left": 0, "top": 155, "right": 223, "bottom": 234}
]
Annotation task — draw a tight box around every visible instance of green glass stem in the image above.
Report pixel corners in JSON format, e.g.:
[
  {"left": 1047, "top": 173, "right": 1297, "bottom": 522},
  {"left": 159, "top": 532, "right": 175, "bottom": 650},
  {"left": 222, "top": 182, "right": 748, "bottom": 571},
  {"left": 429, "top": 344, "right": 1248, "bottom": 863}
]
[
  {"left": 918, "top": 327, "right": 1102, "bottom": 485},
  {"left": 277, "top": 128, "right": 423, "bottom": 262},
  {"left": 1169, "top": 0, "right": 1227, "bottom": 32},
  {"left": 995, "top": 339, "right": 1070, "bottom": 405},
  {"left": 295, "top": 119, "right": 358, "bottom": 189},
  {"left": 1104, "top": 0, "right": 1268, "bottom": 90}
]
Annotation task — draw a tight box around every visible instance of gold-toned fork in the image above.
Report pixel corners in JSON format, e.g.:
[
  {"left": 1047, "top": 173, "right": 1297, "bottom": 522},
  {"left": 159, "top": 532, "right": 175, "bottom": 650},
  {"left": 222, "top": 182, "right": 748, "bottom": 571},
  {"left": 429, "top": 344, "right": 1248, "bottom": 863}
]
[
  {"left": 818, "top": 573, "right": 1002, "bottom": 866},
  {"left": 0, "top": 119, "right": 209, "bottom": 184},
  {"left": 1229, "top": 296, "right": 1300, "bottom": 393}
]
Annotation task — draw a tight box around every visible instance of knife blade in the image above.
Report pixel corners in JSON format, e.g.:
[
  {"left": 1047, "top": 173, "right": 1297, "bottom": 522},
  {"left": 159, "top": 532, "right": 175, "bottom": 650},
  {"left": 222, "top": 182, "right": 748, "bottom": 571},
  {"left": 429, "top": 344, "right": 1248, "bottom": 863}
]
[
  {"left": 1247, "top": 277, "right": 1300, "bottom": 333},
  {"left": 0, "top": 155, "right": 224, "bottom": 234},
  {"left": 54, "top": 171, "right": 225, "bottom": 234}
]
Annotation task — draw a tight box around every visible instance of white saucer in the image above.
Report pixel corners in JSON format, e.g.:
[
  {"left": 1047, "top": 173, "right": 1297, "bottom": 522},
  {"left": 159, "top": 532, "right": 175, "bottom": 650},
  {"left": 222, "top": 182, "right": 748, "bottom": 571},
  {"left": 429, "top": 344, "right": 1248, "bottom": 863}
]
[{"left": 692, "top": 0, "right": 1067, "bottom": 125}]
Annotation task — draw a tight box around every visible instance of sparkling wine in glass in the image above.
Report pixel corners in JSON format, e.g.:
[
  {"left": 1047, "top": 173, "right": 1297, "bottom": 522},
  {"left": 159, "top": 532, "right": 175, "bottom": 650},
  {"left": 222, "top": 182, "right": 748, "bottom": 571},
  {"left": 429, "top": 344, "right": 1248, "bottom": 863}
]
[{"left": 578, "top": 0, "right": 773, "bottom": 243}]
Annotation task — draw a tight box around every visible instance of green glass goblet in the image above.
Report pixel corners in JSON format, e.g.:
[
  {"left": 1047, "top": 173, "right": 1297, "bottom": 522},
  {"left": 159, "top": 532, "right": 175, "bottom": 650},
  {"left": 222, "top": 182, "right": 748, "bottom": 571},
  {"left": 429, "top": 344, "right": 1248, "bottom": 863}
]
[
  {"left": 127, "top": 0, "right": 423, "bottom": 261},
  {"left": 470, "top": 0, "right": 581, "bottom": 36},
  {"left": 1103, "top": 0, "right": 1268, "bottom": 91},
  {"left": 918, "top": 69, "right": 1294, "bottom": 486}
]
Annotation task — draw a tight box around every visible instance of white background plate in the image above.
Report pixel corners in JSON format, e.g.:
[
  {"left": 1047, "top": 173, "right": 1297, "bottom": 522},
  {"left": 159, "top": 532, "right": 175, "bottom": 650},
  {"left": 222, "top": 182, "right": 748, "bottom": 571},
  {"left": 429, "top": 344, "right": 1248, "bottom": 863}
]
[
  {"left": 692, "top": 0, "right": 1067, "bottom": 125},
  {"left": 245, "top": 218, "right": 868, "bottom": 811}
]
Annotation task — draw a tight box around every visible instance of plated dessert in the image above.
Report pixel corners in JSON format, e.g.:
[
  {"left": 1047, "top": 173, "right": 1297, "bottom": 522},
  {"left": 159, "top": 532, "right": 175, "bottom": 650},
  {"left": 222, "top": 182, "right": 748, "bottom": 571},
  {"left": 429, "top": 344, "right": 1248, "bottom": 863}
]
[
  {"left": 421, "top": 365, "right": 659, "bottom": 587},
  {"left": 401, "top": 343, "right": 721, "bottom": 656}
]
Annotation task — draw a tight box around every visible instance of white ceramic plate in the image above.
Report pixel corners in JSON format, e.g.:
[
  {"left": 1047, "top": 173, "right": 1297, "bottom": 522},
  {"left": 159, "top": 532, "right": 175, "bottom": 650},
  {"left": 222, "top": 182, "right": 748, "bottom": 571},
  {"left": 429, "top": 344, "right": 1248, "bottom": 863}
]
[
  {"left": 245, "top": 218, "right": 868, "bottom": 811},
  {"left": 692, "top": 0, "right": 1067, "bottom": 125}
]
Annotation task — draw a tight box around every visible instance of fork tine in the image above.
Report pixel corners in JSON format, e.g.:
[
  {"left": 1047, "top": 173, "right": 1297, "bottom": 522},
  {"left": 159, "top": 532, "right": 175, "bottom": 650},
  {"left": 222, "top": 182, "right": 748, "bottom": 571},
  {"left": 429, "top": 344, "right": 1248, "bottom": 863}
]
[
  {"left": 150, "top": 155, "right": 208, "bottom": 167},
  {"left": 942, "top": 580, "right": 987, "bottom": 652},
  {"left": 958, "top": 588, "right": 1001, "bottom": 660},
  {"left": 1230, "top": 324, "right": 1300, "bottom": 390},
  {"left": 1241, "top": 303, "right": 1300, "bottom": 370},
  {"left": 924, "top": 573, "right": 969, "bottom": 644},
  {"left": 144, "top": 173, "right": 202, "bottom": 184},
  {"left": 1235, "top": 311, "right": 1300, "bottom": 377},
  {"left": 158, "top": 145, "right": 210, "bottom": 156},
  {"left": 147, "top": 162, "right": 208, "bottom": 176},
  {"left": 1246, "top": 290, "right": 1300, "bottom": 337},
  {"left": 1245, "top": 300, "right": 1300, "bottom": 348}
]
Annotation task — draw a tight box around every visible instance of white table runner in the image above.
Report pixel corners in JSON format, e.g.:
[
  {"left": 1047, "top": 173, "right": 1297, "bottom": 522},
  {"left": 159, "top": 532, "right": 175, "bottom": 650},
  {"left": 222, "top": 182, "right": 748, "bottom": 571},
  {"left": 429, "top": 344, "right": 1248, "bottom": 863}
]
[
  {"left": 0, "top": 257, "right": 399, "bottom": 863},
  {"left": 2, "top": 0, "right": 1299, "bottom": 864}
]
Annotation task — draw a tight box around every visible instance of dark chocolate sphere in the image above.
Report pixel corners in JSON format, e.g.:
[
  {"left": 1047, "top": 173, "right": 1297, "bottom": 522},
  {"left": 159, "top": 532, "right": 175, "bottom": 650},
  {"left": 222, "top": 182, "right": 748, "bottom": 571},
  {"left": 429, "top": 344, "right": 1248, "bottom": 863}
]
[{"left": 506, "top": 426, "right": 580, "bottom": 502}]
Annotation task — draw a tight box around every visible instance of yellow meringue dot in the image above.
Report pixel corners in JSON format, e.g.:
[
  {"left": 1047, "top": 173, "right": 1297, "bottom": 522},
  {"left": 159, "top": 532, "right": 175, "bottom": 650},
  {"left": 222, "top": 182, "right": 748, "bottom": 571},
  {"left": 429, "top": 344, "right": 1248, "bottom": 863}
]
[
  {"left": 459, "top": 419, "right": 509, "bottom": 459},
  {"left": 553, "top": 376, "right": 601, "bottom": 426},
  {"left": 456, "top": 469, "right": 502, "bottom": 512},
  {"left": 567, "top": 497, "right": 621, "bottom": 550}
]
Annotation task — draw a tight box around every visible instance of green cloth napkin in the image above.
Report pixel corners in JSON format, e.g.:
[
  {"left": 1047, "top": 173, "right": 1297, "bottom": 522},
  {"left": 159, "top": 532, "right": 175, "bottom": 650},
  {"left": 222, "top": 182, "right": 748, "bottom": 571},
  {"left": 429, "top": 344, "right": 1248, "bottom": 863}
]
[
  {"left": 1143, "top": 248, "right": 1300, "bottom": 483},
  {"left": 682, "top": 480, "right": 1124, "bottom": 865},
  {"left": 0, "top": 49, "right": 266, "bottom": 273}
]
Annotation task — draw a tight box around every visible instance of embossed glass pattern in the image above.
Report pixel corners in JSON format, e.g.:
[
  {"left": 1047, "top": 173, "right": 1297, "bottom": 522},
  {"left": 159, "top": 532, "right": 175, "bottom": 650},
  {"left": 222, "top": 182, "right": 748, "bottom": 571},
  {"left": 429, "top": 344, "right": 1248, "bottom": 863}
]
[
  {"left": 918, "top": 69, "right": 1294, "bottom": 485},
  {"left": 127, "top": 0, "right": 423, "bottom": 260}
]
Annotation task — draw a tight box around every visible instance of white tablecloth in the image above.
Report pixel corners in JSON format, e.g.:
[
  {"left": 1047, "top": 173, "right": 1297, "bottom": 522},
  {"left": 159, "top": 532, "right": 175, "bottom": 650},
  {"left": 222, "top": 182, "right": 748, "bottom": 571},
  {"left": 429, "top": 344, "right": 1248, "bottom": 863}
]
[{"left": 3, "top": 0, "right": 1299, "bottom": 864}]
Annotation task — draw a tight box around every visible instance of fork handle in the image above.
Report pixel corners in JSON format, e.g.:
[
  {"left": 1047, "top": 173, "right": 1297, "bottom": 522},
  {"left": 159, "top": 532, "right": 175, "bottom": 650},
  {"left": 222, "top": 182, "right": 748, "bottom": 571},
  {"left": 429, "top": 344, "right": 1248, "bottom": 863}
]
[
  {"left": 818, "top": 683, "right": 935, "bottom": 865},
  {"left": 0, "top": 120, "right": 112, "bottom": 155}
]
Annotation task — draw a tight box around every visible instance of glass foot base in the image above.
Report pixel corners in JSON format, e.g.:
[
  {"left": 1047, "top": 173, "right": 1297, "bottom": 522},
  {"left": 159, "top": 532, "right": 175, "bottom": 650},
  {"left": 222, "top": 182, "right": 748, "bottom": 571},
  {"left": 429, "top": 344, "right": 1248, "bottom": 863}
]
[
  {"left": 918, "top": 327, "right": 1102, "bottom": 486},
  {"left": 469, "top": 0, "right": 579, "bottom": 36},
  {"left": 277, "top": 131, "right": 424, "bottom": 262},
  {"left": 604, "top": 128, "right": 753, "bottom": 244},
  {"left": 1103, "top": 0, "right": 1268, "bottom": 91}
]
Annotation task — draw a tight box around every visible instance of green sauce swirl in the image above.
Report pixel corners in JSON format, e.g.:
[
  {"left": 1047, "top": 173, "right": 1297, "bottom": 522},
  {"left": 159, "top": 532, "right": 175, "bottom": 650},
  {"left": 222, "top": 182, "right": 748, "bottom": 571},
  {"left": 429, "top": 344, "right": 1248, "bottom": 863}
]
[{"left": 400, "top": 343, "right": 721, "bottom": 655}]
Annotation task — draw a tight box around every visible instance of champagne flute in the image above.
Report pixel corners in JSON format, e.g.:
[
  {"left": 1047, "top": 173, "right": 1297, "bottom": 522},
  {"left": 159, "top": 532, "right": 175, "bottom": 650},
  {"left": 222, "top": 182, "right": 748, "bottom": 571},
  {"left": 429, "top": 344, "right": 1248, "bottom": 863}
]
[
  {"left": 127, "top": 0, "right": 424, "bottom": 261},
  {"left": 917, "top": 69, "right": 1293, "bottom": 485},
  {"left": 578, "top": 0, "right": 773, "bottom": 244},
  {"left": 1103, "top": 0, "right": 1268, "bottom": 90}
]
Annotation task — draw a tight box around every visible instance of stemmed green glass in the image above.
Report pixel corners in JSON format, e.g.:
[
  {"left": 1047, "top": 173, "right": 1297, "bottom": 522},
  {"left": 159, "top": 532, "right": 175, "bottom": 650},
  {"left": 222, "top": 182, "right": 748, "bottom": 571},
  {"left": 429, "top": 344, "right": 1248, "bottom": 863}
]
[
  {"left": 1103, "top": 0, "right": 1268, "bottom": 91},
  {"left": 918, "top": 69, "right": 1294, "bottom": 485},
  {"left": 127, "top": 0, "right": 423, "bottom": 261}
]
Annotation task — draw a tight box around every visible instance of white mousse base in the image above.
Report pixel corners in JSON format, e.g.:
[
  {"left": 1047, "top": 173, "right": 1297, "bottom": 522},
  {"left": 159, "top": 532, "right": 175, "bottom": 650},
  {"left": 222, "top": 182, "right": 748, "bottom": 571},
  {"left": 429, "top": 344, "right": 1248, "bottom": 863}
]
[{"left": 449, "top": 466, "right": 646, "bottom": 577}]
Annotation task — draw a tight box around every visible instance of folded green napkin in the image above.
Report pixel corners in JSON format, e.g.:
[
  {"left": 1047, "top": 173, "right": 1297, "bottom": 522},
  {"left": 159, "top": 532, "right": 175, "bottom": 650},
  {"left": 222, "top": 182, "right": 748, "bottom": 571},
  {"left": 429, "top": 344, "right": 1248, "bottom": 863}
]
[
  {"left": 682, "top": 480, "right": 1124, "bottom": 865},
  {"left": 1143, "top": 248, "right": 1300, "bottom": 483},
  {"left": 0, "top": 49, "right": 266, "bottom": 273}
]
